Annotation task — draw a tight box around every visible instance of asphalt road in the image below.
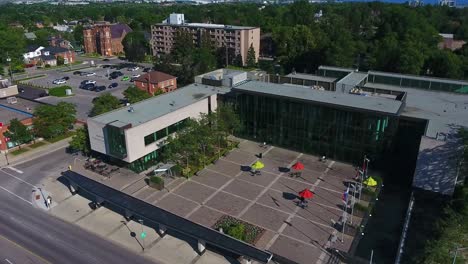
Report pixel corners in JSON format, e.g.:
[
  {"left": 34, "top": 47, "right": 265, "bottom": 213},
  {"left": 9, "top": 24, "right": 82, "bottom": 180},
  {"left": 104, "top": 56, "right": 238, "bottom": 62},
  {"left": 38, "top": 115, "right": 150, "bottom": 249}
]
[
  {"left": 0, "top": 191, "right": 158, "bottom": 264},
  {"left": 0, "top": 148, "right": 159, "bottom": 264}
]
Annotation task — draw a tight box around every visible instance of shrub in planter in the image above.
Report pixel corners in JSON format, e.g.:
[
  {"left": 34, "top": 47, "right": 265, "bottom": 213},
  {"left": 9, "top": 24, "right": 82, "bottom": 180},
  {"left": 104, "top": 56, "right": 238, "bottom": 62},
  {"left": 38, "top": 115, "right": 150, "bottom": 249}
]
[
  {"left": 224, "top": 223, "right": 245, "bottom": 241},
  {"left": 361, "top": 187, "right": 377, "bottom": 201},
  {"left": 353, "top": 202, "right": 370, "bottom": 217},
  {"left": 149, "top": 176, "right": 164, "bottom": 190}
]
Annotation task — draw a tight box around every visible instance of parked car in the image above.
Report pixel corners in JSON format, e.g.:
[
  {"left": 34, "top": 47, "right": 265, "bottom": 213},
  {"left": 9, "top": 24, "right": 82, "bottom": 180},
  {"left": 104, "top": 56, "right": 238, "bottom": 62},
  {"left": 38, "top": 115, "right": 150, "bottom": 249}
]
[
  {"left": 62, "top": 76, "right": 70, "bottom": 80},
  {"left": 108, "top": 83, "right": 118, "bottom": 89},
  {"left": 103, "top": 58, "right": 110, "bottom": 61},
  {"left": 129, "top": 66, "right": 139, "bottom": 71},
  {"left": 94, "top": 85, "right": 106, "bottom": 92},
  {"left": 143, "top": 67, "right": 151, "bottom": 72},
  {"left": 52, "top": 79, "right": 67, "bottom": 85},
  {"left": 121, "top": 76, "right": 130, "bottom": 81},
  {"left": 85, "top": 72, "right": 96, "bottom": 77},
  {"left": 102, "top": 65, "right": 111, "bottom": 68},
  {"left": 81, "top": 83, "right": 95, "bottom": 90},
  {"left": 81, "top": 80, "right": 96, "bottom": 85},
  {"left": 73, "top": 71, "right": 81, "bottom": 75},
  {"left": 132, "top": 74, "right": 141, "bottom": 78}
]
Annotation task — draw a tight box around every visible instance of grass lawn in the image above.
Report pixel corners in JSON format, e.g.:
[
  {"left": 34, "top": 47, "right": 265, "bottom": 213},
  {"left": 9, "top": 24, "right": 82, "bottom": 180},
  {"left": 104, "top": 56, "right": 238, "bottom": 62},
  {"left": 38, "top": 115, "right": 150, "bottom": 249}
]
[
  {"left": 49, "top": 86, "right": 73, "bottom": 97},
  {"left": 10, "top": 148, "right": 30, "bottom": 156},
  {"left": 29, "top": 141, "right": 48, "bottom": 149},
  {"left": 16, "top": 74, "right": 47, "bottom": 82},
  {"left": 47, "top": 131, "right": 76, "bottom": 143}
]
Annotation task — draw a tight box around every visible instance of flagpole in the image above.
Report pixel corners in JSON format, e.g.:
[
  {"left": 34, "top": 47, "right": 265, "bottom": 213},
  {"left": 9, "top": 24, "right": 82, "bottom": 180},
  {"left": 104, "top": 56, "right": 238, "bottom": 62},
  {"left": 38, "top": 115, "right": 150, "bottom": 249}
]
[
  {"left": 350, "top": 184, "right": 355, "bottom": 224},
  {"left": 342, "top": 187, "right": 349, "bottom": 243}
]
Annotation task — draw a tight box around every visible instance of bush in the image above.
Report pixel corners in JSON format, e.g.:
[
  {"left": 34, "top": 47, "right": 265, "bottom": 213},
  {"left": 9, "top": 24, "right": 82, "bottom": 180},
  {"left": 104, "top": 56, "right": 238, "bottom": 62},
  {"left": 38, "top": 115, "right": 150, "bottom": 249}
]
[
  {"left": 49, "top": 86, "right": 72, "bottom": 97},
  {"left": 225, "top": 223, "right": 245, "bottom": 241},
  {"left": 45, "top": 64, "right": 51, "bottom": 68},
  {"left": 362, "top": 187, "right": 377, "bottom": 198},
  {"left": 354, "top": 202, "right": 370, "bottom": 213},
  {"left": 149, "top": 176, "right": 163, "bottom": 185}
]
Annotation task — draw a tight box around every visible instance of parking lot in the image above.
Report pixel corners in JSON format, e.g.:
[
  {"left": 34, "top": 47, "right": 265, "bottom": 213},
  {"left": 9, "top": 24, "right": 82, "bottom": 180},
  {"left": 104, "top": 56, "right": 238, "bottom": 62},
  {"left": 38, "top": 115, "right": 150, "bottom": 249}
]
[{"left": 24, "top": 63, "right": 149, "bottom": 121}]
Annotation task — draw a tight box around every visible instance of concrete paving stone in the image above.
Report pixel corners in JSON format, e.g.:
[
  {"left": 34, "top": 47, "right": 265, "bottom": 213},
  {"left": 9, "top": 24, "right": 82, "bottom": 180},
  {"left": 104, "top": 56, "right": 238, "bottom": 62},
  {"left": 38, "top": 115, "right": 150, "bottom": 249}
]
[
  {"left": 195, "top": 250, "right": 240, "bottom": 264},
  {"left": 268, "top": 235, "right": 323, "bottom": 264},
  {"left": 122, "top": 178, "right": 148, "bottom": 195},
  {"left": 146, "top": 234, "right": 198, "bottom": 264},
  {"left": 256, "top": 189, "right": 297, "bottom": 214},
  {"left": 282, "top": 216, "right": 334, "bottom": 246},
  {"left": 330, "top": 233, "right": 354, "bottom": 253},
  {"left": 312, "top": 188, "right": 345, "bottom": 210},
  {"left": 206, "top": 159, "right": 241, "bottom": 176},
  {"left": 156, "top": 193, "right": 199, "bottom": 217},
  {"left": 281, "top": 169, "right": 318, "bottom": 185},
  {"left": 265, "top": 147, "right": 300, "bottom": 163},
  {"left": 255, "top": 229, "right": 276, "bottom": 249},
  {"left": 108, "top": 220, "right": 159, "bottom": 252},
  {"left": 240, "top": 203, "right": 289, "bottom": 231},
  {"left": 174, "top": 180, "right": 216, "bottom": 203},
  {"left": 76, "top": 207, "right": 125, "bottom": 236},
  {"left": 191, "top": 170, "right": 231, "bottom": 189},
  {"left": 237, "top": 171, "right": 278, "bottom": 187},
  {"left": 271, "top": 177, "right": 313, "bottom": 195},
  {"left": 222, "top": 149, "right": 257, "bottom": 165},
  {"left": 39, "top": 177, "right": 73, "bottom": 203},
  {"left": 315, "top": 177, "right": 348, "bottom": 193},
  {"left": 205, "top": 192, "right": 250, "bottom": 216},
  {"left": 223, "top": 179, "right": 264, "bottom": 200},
  {"left": 258, "top": 157, "right": 285, "bottom": 175},
  {"left": 187, "top": 206, "right": 224, "bottom": 228},
  {"left": 50, "top": 194, "right": 94, "bottom": 223},
  {"left": 238, "top": 140, "right": 268, "bottom": 155},
  {"left": 296, "top": 202, "right": 342, "bottom": 226},
  {"left": 298, "top": 155, "right": 329, "bottom": 172},
  {"left": 144, "top": 189, "right": 169, "bottom": 205},
  {"left": 134, "top": 186, "right": 158, "bottom": 200},
  {"left": 165, "top": 177, "right": 186, "bottom": 191}
]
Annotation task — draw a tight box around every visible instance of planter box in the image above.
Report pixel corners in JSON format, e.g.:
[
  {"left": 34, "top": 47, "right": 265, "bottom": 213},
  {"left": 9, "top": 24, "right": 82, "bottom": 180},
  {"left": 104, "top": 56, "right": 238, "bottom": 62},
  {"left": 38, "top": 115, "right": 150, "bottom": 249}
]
[{"left": 149, "top": 180, "right": 164, "bottom": 190}]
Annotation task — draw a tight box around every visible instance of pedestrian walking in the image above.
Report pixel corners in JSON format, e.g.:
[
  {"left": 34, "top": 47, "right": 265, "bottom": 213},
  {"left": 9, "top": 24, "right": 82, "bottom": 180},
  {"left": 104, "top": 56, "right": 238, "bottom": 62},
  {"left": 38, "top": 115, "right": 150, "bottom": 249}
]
[{"left": 46, "top": 195, "right": 52, "bottom": 208}]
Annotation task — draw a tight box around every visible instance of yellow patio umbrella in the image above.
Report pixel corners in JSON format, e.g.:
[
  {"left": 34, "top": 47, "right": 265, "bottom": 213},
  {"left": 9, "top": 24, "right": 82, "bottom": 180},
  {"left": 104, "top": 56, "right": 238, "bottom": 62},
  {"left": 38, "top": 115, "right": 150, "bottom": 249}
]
[
  {"left": 363, "top": 176, "right": 378, "bottom": 187},
  {"left": 251, "top": 161, "right": 265, "bottom": 170}
]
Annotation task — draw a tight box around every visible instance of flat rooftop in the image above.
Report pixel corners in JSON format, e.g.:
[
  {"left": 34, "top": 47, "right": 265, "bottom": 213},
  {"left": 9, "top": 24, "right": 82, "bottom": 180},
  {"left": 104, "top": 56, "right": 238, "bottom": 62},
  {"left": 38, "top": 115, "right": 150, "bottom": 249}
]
[
  {"left": 364, "top": 82, "right": 468, "bottom": 138},
  {"left": 91, "top": 84, "right": 226, "bottom": 127},
  {"left": 234, "top": 81, "right": 403, "bottom": 115},
  {"left": 156, "top": 23, "right": 257, "bottom": 30},
  {"left": 285, "top": 73, "right": 337, "bottom": 83},
  {"left": 0, "top": 97, "right": 39, "bottom": 124},
  {"left": 412, "top": 136, "right": 464, "bottom": 195},
  {"left": 0, "top": 104, "right": 33, "bottom": 124},
  {"left": 337, "top": 71, "right": 368, "bottom": 86}
]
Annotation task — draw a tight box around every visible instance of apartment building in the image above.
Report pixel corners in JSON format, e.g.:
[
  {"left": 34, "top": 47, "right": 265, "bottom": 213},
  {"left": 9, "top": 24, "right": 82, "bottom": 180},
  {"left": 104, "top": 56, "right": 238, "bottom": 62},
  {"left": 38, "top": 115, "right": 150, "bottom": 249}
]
[
  {"left": 83, "top": 23, "right": 132, "bottom": 56},
  {"left": 150, "top": 13, "right": 260, "bottom": 66}
]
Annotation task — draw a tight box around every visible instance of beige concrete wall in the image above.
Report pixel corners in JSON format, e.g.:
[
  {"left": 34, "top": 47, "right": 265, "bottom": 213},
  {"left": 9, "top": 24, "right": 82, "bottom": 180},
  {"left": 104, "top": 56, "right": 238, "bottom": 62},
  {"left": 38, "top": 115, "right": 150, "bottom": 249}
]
[
  {"left": 124, "top": 94, "right": 217, "bottom": 163},
  {"left": 240, "top": 28, "right": 260, "bottom": 65},
  {"left": 0, "top": 85, "right": 18, "bottom": 98},
  {"left": 87, "top": 118, "right": 107, "bottom": 155}
]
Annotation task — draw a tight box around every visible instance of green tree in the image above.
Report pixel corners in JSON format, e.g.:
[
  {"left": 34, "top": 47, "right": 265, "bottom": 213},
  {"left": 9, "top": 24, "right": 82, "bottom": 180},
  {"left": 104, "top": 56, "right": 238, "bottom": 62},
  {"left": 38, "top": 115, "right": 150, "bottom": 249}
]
[
  {"left": 246, "top": 44, "right": 256, "bottom": 68},
  {"left": 123, "top": 86, "right": 151, "bottom": 104},
  {"left": 426, "top": 50, "right": 463, "bottom": 79},
  {"left": 56, "top": 55, "right": 64, "bottom": 66},
  {"left": 73, "top": 24, "right": 84, "bottom": 47},
  {"left": 90, "top": 93, "right": 121, "bottom": 117},
  {"left": 233, "top": 54, "right": 243, "bottom": 67},
  {"left": 33, "top": 102, "right": 76, "bottom": 139},
  {"left": 122, "top": 31, "right": 148, "bottom": 62},
  {"left": 69, "top": 126, "right": 91, "bottom": 155},
  {"left": 172, "top": 29, "right": 195, "bottom": 63},
  {"left": 4, "top": 119, "right": 32, "bottom": 149}
]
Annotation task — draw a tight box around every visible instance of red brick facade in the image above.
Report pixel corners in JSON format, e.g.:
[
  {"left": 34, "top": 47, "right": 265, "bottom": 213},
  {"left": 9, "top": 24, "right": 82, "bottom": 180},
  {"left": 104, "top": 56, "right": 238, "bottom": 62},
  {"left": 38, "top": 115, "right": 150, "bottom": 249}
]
[
  {"left": 83, "top": 23, "right": 132, "bottom": 56},
  {"left": 134, "top": 71, "right": 177, "bottom": 96}
]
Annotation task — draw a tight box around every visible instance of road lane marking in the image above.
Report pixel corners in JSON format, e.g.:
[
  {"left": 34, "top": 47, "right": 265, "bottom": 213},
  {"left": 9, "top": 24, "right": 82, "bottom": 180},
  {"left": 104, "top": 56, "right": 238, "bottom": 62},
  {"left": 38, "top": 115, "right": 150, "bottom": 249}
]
[
  {"left": 0, "top": 186, "right": 32, "bottom": 205},
  {"left": 0, "top": 168, "right": 36, "bottom": 188},
  {"left": 5, "top": 259, "right": 13, "bottom": 264},
  {"left": 0, "top": 234, "right": 51, "bottom": 264},
  {"left": 5, "top": 167, "right": 23, "bottom": 174}
]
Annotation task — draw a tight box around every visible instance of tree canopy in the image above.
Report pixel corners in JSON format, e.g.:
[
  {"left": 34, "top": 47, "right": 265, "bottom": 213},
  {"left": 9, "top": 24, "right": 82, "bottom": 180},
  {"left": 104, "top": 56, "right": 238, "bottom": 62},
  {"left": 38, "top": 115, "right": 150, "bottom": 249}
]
[
  {"left": 122, "top": 31, "right": 148, "bottom": 62},
  {"left": 90, "top": 93, "right": 121, "bottom": 117},
  {"left": 33, "top": 102, "right": 76, "bottom": 139},
  {"left": 69, "top": 126, "right": 91, "bottom": 155},
  {"left": 4, "top": 119, "right": 32, "bottom": 148},
  {"left": 123, "top": 86, "right": 151, "bottom": 104}
]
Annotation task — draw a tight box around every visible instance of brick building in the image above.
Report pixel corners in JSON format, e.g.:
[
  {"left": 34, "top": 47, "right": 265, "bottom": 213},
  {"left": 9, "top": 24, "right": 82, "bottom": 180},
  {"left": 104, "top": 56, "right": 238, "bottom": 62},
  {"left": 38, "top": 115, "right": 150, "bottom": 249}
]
[
  {"left": 150, "top": 14, "right": 260, "bottom": 66},
  {"left": 83, "top": 23, "right": 132, "bottom": 56},
  {"left": 133, "top": 71, "right": 177, "bottom": 96}
]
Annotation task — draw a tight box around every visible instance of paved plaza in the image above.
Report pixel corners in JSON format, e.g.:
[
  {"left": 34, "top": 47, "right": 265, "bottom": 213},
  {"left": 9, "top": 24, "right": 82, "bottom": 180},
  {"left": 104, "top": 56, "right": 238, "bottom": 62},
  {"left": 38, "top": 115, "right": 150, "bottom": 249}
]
[{"left": 70, "top": 139, "right": 362, "bottom": 264}]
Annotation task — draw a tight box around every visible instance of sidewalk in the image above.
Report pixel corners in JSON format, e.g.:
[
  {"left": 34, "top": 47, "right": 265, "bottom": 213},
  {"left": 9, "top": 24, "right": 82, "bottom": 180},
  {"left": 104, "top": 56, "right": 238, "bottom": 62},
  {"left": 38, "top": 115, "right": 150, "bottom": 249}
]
[{"left": 0, "top": 138, "right": 72, "bottom": 167}]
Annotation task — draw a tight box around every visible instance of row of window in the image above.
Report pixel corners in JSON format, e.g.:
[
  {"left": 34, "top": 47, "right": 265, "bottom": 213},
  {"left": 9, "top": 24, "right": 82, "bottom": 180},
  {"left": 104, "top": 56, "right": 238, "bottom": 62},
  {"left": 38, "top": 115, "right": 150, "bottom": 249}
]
[{"left": 144, "top": 118, "right": 189, "bottom": 146}]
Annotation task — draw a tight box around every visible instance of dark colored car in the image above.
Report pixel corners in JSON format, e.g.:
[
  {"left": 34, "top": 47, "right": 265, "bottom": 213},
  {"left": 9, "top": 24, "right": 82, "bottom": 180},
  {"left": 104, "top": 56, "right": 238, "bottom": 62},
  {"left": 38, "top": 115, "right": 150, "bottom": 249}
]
[
  {"left": 94, "top": 85, "right": 106, "bottom": 92},
  {"left": 81, "top": 84, "right": 95, "bottom": 90},
  {"left": 143, "top": 67, "right": 151, "bottom": 72},
  {"left": 73, "top": 71, "right": 81, "bottom": 75},
  {"left": 108, "top": 83, "right": 118, "bottom": 89},
  {"left": 103, "top": 58, "right": 109, "bottom": 61},
  {"left": 62, "top": 76, "right": 70, "bottom": 80}
]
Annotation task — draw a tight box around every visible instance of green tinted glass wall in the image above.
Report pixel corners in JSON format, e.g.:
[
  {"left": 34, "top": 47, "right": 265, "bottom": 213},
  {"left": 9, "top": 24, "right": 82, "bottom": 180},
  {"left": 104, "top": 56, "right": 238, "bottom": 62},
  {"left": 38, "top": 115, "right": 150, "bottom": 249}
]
[
  {"left": 105, "top": 125, "right": 127, "bottom": 159},
  {"left": 236, "top": 93, "right": 398, "bottom": 164}
]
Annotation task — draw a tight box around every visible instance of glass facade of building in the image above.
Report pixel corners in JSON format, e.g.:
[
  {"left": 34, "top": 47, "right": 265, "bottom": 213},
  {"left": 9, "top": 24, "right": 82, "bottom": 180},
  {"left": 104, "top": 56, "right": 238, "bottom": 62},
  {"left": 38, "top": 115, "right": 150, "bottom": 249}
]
[
  {"left": 236, "top": 93, "right": 398, "bottom": 165},
  {"left": 368, "top": 73, "right": 467, "bottom": 93},
  {"left": 104, "top": 125, "right": 127, "bottom": 159},
  {"left": 144, "top": 118, "right": 189, "bottom": 146}
]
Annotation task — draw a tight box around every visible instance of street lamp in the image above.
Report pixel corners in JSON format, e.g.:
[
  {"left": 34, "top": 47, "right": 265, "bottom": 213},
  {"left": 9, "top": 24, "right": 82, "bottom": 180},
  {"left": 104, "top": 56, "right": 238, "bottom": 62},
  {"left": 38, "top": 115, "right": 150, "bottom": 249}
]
[
  {"left": 139, "top": 219, "right": 146, "bottom": 251},
  {"left": 6, "top": 52, "right": 12, "bottom": 81}
]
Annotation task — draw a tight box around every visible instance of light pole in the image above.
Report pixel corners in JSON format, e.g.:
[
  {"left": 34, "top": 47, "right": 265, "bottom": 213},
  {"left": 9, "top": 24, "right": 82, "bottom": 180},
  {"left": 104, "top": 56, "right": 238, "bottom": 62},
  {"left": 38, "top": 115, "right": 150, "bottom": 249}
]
[
  {"left": 6, "top": 53, "right": 12, "bottom": 81},
  {"left": 4, "top": 150, "right": 9, "bottom": 165},
  {"left": 139, "top": 219, "right": 145, "bottom": 251}
]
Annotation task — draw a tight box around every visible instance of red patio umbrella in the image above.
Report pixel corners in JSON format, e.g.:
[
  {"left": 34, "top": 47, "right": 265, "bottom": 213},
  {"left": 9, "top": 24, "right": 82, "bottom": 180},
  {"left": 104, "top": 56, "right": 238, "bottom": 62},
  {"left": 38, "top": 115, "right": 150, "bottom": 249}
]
[
  {"left": 292, "top": 162, "right": 305, "bottom": 171},
  {"left": 298, "top": 189, "right": 314, "bottom": 199}
]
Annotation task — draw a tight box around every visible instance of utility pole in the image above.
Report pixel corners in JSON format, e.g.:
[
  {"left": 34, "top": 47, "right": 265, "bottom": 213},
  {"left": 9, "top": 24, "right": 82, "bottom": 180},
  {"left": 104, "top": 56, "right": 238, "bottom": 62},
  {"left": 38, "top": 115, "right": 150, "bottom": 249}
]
[
  {"left": 6, "top": 52, "right": 12, "bottom": 81},
  {"left": 225, "top": 44, "right": 228, "bottom": 67}
]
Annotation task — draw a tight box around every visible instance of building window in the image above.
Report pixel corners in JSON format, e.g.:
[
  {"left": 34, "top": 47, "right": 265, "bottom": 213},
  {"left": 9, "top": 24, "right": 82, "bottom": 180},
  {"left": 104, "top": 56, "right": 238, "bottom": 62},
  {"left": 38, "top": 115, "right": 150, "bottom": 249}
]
[{"left": 144, "top": 133, "right": 156, "bottom": 145}]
